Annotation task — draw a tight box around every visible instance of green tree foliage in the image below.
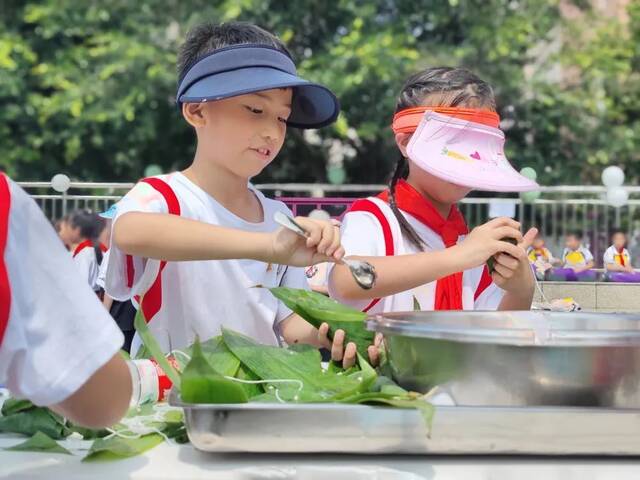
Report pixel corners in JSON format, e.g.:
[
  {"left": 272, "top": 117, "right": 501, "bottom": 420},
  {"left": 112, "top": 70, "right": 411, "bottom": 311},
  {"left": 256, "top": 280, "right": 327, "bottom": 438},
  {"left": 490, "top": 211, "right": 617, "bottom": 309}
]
[{"left": 0, "top": 1, "right": 638, "bottom": 185}]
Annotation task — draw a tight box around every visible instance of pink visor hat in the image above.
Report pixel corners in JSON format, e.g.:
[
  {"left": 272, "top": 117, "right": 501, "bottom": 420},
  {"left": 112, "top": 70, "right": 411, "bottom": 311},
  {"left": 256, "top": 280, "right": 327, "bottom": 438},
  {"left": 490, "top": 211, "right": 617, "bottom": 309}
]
[{"left": 396, "top": 108, "right": 539, "bottom": 192}]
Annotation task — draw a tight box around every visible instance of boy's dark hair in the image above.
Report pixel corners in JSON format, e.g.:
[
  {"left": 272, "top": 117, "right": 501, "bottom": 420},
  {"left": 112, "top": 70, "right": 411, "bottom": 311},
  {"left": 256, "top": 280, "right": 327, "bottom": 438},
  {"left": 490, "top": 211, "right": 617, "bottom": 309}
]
[
  {"left": 611, "top": 228, "right": 627, "bottom": 239},
  {"left": 177, "top": 22, "right": 292, "bottom": 85},
  {"left": 69, "top": 209, "right": 107, "bottom": 263},
  {"left": 566, "top": 230, "right": 583, "bottom": 240},
  {"left": 389, "top": 67, "right": 496, "bottom": 251}
]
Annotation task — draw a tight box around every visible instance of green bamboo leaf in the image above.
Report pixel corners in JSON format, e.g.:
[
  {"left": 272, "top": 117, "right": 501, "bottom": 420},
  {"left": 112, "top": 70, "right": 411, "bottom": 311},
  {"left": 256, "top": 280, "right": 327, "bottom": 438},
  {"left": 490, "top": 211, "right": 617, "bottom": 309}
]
[
  {"left": 267, "top": 287, "right": 374, "bottom": 358},
  {"left": 5, "top": 431, "right": 72, "bottom": 455},
  {"left": 133, "top": 304, "right": 181, "bottom": 390},
  {"left": 180, "top": 337, "right": 248, "bottom": 404},
  {"left": 83, "top": 433, "right": 164, "bottom": 462},
  {"left": 0, "top": 408, "right": 71, "bottom": 439}
]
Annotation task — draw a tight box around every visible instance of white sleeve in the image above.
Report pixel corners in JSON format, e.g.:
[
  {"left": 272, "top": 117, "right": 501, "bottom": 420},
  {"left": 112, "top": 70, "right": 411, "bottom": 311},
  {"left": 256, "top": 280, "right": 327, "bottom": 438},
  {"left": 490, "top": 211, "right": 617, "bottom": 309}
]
[
  {"left": 96, "top": 249, "right": 110, "bottom": 289},
  {"left": 603, "top": 247, "right": 615, "bottom": 265},
  {"left": 276, "top": 266, "right": 310, "bottom": 323},
  {"left": 583, "top": 248, "right": 594, "bottom": 263},
  {"left": 327, "top": 211, "right": 386, "bottom": 310},
  {"left": 0, "top": 181, "right": 124, "bottom": 406},
  {"left": 73, "top": 248, "right": 95, "bottom": 288},
  {"left": 104, "top": 181, "right": 168, "bottom": 301}
]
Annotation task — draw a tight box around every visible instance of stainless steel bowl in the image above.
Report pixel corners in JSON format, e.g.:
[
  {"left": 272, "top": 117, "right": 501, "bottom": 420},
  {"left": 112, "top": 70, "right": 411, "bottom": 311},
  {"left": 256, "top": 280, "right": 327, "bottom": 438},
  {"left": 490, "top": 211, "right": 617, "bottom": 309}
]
[{"left": 367, "top": 311, "right": 640, "bottom": 408}]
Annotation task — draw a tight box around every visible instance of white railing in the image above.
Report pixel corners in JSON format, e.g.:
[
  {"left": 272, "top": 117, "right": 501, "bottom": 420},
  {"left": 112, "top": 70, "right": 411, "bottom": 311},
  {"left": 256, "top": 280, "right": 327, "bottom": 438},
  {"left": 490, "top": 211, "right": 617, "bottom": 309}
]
[{"left": 19, "top": 181, "right": 640, "bottom": 267}]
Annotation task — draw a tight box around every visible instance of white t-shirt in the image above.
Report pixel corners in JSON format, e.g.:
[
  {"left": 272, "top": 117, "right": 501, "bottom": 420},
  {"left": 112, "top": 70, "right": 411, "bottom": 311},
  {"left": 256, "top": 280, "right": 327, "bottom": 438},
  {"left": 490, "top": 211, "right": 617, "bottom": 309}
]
[
  {"left": 0, "top": 177, "right": 123, "bottom": 406},
  {"left": 603, "top": 245, "right": 632, "bottom": 271},
  {"left": 328, "top": 197, "right": 504, "bottom": 313},
  {"left": 72, "top": 243, "right": 102, "bottom": 291},
  {"left": 104, "top": 173, "right": 308, "bottom": 354},
  {"left": 562, "top": 246, "right": 594, "bottom": 268}
]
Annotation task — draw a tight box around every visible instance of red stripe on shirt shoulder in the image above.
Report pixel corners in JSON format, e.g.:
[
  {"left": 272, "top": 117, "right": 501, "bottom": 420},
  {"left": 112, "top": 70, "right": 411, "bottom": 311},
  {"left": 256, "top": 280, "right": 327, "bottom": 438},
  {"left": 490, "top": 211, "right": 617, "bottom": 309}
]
[
  {"left": 127, "top": 177, "right": 181, "bottom": 323},
  {"left": 72, "top": 239, "right": 93, "bottom": 257},
  {"left": 347, "top": 198, "right": 395, "bottom": 312},
  {"left": 0, "top": 174, "right": 12, "bottom": 347}
]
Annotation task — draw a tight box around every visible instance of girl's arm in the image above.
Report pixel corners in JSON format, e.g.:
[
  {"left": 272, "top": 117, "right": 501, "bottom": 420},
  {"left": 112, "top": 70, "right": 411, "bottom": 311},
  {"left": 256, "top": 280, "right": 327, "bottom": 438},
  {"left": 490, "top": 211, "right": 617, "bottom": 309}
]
[{"left": 330, "top": 217, "right": 524, "bottom": 301}]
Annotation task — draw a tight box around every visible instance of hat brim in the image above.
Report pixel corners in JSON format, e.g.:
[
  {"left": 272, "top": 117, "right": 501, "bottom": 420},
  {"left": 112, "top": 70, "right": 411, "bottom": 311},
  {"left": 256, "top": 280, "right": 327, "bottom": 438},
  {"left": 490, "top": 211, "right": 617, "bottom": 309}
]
[
  {"left": 178, "top": 67, "right": 340, "bottom": 129},
  {"left": 417, "top": 158, "right": 540, "bottom": 193}
]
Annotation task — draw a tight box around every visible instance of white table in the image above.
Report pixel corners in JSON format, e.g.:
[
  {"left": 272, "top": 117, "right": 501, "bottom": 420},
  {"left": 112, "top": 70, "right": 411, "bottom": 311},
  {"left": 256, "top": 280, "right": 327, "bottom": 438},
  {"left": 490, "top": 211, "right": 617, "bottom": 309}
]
[{"left": 3, "top": 434, "right": 640, "bottom": 480}]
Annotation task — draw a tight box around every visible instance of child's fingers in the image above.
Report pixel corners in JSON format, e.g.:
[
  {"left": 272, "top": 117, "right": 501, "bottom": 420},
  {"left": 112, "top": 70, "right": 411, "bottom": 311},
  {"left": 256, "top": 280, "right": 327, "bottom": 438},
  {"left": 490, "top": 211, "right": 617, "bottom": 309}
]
[
  {"left": 492, "top": 262, "right": 515, "bottom": 280},
  {"left": 497, "top": 240, "right": 525, "bottom": 260},
  {"left": 367, "top": 344, "right": 379, "bottom": 366},
  {"left": 494, "top": 253, "right": 520, "bottom": 270},
  {"left": 342, "top": 342, "right": 358, "bottom": 369},
  {"left": 493, "top": 226, "right": 524, "bottom": 243},
  {"left": 317, "top": 322, "right": 331, "bottom": 349},
  {"left": 332, "top": 246, "right": 345, "bottom": 261},
  {"left": 485, "top": 217, "right": 521, "bottom": 230},
  {"left": 374, "top": 332, "right": 383, "bottom": 347},
  {"left": 325, "top": 225, "right": 342, "bottom": 257},
  {"left": 520, "top": 227, "right": 538, "bottom": 250},
  {"left": 315, "top": 221, "right": 335, "bottom": 255},
  {"left": 295, "top": 217, "right": 322, "bottom": 248},
  {"left": 331, "top": 329, "right": 346, "bottom": 361}
]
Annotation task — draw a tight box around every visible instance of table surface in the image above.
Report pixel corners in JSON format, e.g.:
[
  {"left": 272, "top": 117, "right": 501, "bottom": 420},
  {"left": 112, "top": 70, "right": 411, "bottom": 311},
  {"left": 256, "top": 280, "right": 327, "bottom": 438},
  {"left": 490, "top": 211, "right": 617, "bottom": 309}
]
[{"left": 3, "top": 434, "right": 640, "bottom": 480}]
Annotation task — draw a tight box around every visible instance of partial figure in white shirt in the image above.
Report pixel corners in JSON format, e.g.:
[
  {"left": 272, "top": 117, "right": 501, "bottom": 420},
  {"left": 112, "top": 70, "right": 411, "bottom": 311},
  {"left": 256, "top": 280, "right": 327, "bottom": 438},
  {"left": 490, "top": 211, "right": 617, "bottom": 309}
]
[
  {"left": 604, "top": 230, "right": 634, "bottom": 273},
  {"left": 0, "top": 174, "right": 131, "bottom": 428},
  {"left": 67, "top": 209, "right": 108, "bottom": 292}
]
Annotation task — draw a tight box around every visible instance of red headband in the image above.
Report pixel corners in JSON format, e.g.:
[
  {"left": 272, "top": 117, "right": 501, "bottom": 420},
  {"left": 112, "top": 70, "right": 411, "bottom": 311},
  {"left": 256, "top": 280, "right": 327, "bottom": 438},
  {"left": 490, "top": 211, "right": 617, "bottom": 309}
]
[{"left": 392, "top": 106, "right": 501, "bottom": 134}]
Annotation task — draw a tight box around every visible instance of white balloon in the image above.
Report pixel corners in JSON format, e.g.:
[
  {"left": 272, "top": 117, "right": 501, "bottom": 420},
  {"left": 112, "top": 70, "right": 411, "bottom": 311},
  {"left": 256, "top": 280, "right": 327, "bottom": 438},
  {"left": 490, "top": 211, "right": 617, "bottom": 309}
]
[
  {"left": 51, "top": 174, "right": 71, "bottom": 193},
  {"left": 606, "top": 186, "right": 629, "bottom": 208},
  {"left": 602, "top": 166, "right": 625, "bottom": 188},
  {"left": 308, "top": 209, "right": 331, "bottom": 221}
]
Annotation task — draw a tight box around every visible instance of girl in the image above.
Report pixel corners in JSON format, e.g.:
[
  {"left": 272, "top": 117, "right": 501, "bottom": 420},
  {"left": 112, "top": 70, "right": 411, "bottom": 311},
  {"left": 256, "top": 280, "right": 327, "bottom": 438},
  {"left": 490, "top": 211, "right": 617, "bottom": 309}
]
[
  {"left": 329, "top": 67, "right": 538, "bottom": 331},
  {"left": 69, "top": 209, "right": 108, "bottom": 293}
]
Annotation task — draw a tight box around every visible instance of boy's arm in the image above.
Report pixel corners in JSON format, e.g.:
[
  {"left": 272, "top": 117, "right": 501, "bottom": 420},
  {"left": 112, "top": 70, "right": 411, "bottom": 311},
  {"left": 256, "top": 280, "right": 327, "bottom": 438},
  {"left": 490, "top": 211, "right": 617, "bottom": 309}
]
[
  {"left": 113, "top": 212, "right": 343, "bottom": 266},
  {"left": 52, "top": 353, "right": 131, "bottom": 429}
]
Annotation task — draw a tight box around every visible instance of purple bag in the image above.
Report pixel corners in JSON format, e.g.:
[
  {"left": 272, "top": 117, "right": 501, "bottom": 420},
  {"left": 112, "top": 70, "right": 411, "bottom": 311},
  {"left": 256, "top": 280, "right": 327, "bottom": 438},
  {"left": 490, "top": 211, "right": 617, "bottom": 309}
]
[
  {"left": 549, "top": 268, "right": 598, "bottom": 282},
  {"left": 606, "top": 272, "right": 640, "bottom": 283}
]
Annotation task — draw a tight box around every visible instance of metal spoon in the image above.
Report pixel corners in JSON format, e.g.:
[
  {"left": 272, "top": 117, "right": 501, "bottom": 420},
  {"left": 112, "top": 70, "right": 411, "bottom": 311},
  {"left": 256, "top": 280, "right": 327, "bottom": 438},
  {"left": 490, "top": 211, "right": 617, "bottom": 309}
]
[{"left": 274, "top": 211, "right": 377, "bottom": 290}]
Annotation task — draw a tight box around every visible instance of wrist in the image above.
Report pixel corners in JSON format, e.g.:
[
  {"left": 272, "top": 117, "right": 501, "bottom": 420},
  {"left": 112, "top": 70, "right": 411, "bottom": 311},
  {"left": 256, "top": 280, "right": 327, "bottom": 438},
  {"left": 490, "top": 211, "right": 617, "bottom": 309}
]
[{"left": 240, "top": 231, "right": 274, "bottom": 263}]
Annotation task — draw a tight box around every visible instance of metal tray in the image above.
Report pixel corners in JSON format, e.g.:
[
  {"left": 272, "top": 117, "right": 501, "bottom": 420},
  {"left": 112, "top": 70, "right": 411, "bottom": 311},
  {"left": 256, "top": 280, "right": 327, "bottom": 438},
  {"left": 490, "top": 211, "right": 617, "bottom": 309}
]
[{"left": 170, "top": 391, "right": 640, "bottom": 455}]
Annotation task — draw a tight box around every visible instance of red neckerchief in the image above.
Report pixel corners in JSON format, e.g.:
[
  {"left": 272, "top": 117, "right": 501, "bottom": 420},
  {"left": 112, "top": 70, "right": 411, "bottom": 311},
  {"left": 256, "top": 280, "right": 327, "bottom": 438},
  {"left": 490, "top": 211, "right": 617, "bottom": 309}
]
[
  {"left": 0, "top": 174, "right": 11, "bottom": 348},
  {"left": 617, "top": 246, "right": 626, "bottom": 266},
  {"left": 378, "top": 179, "right": 468, "bottom": 310}
]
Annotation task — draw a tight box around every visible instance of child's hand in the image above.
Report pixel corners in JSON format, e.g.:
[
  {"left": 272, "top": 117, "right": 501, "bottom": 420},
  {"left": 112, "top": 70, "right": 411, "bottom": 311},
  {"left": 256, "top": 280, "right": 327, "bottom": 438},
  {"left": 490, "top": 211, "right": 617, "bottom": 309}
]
[
  {"left": 269, "top": 217, "right": 345, "bottom": 267},
  {"left": 317, "top": 324, "right": 383, "bottom": 369},
  {"left": 491, "top": 228, "right": 538, "bottom": 293},
  {"left": 457, "top": 217, "right": 524, "bottom": 269}
]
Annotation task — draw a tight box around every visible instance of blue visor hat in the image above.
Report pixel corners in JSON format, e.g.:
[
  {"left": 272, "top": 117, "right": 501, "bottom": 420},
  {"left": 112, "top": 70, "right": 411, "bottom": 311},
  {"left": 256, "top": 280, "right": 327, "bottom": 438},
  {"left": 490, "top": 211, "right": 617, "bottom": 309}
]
[{"left": 176, "top": 44, "right": 340, "bottom": 129}]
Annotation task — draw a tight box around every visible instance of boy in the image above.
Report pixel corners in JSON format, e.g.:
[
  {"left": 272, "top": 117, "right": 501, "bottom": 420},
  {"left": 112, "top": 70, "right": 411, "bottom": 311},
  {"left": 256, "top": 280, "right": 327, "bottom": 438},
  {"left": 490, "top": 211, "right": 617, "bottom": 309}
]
[
  {"left": 562, "top": 231, "right": 594, "bottom": 272},
  {"left": 0, "top": 175, "right": 131, "bottom": 428},
  {"left": 105, "top": 22, "right": 361, "bottom": 365}
]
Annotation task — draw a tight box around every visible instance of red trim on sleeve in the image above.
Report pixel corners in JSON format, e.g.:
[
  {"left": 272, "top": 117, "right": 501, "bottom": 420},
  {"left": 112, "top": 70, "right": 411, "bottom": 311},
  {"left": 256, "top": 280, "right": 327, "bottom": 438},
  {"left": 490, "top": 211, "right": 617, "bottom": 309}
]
[
  {"left": 347, "top": 199, "right": 395, "bottom": 312},
  {"left": 474, "top": 265, "right": 493, "bottom": 302},
  {"left": 126, "top": 177, "right": 181, "bottom": 323},
  {"left": 72, "top": 239, "right": 94, "bottom": 257},
  {"left": 0, "top": 174, "right": 12, "bottom": 347}
]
